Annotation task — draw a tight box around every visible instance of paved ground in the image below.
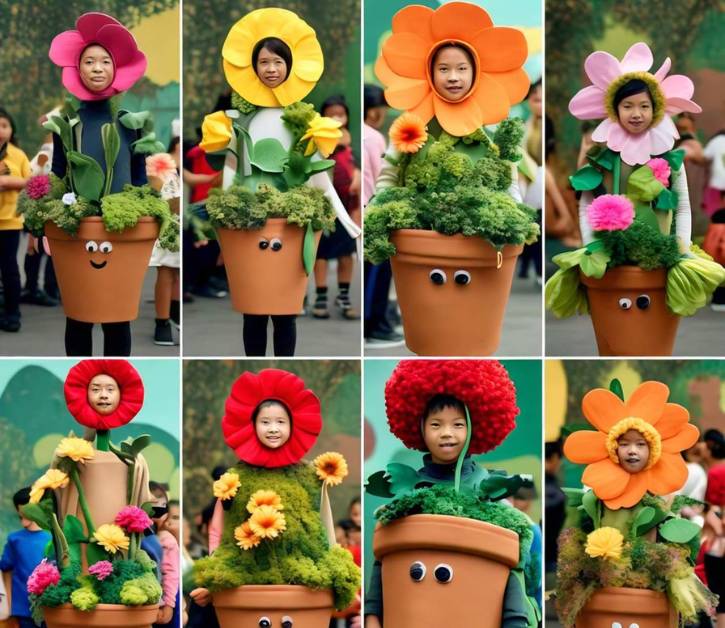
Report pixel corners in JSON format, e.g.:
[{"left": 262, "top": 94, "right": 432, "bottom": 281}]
[{"left": 182, "top": 259, "right": 362, "bottom": 357}]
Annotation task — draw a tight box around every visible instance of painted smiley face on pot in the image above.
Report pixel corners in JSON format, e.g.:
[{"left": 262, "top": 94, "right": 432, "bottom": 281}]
[{"left": 85, "top": 240, "right": 113, "bottom": 269}]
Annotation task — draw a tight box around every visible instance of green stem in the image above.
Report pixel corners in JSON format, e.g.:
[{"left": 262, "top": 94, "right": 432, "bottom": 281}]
[
  {"left": 70, "top": 466, "right": 96, "bottom": 537},
  {"left": 454, "top": 405, "right": 473, "bottom": 493},
  {"left": 96, "top": 430, "right": 110, "bottom": 452},
  {"left": 601, "top": 504, "right": 636, "bottom": 535},
  {"left": 129, "top": 532, "right": 137, "bottom": 562},
  {"left": 613, "top": 153, "right": 621, "bottom": 195}
]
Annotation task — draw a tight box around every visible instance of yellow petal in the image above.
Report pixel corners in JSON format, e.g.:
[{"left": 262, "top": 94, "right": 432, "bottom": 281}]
[{"left": 200, "top": 111, "right": 233, "bottom": 154}]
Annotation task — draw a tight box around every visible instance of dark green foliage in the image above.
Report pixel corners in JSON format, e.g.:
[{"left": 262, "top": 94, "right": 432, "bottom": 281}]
[
  {"left": 493, "top": 118, "right": 525, "bottom": 162},
  {"left": 601, "top": 221, "right": 681, "bottom": 270}
]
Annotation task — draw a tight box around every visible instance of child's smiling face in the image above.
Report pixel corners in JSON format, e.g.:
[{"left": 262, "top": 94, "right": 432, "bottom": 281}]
[
  {"left": 423, "top": 406, "right": 467, "bottom": 464},
  {"left": 617, "top": 92, "right": 653, "bottom": 135},
  {"left": 87, "top": 374, "right": 120, "bottom": 415},
  {"left": 255, "top": 402, "right": 291, "bottom": 449},
  {"left": 617, "top": 429, "right": 650, "bottom": 472},
  {"left": 432, "top": 46, "right": 474, "bottom": 102}
]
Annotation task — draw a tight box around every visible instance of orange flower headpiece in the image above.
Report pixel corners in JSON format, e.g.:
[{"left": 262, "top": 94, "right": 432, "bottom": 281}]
[
  {"left": 375, "top": 2, "right": 530, "bottom": 137},
  {"left": 564, "top": 381, "right": 699, "bottom": 510}
]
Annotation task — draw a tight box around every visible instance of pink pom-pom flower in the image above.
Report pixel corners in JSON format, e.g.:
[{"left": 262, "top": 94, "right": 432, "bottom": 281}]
[
  {"left": 588, "top": 194, "right": 634, "bottom": 232},
  {"left": 646, "top": 158, "right": 671, "bottom": 187},
  {"left": 88, "top": 560, "right": 114, "bottom": 581},
  {"left": 27, "top": 559, "right": 60, "bottom": 595},
  {"left": 114, "top": 505, "right": 152, "bottom": 533},
  {"left": 145, "top": 153, "right": 177, "bottom": 181},
  {"left": 26, "top": 175, "right": 51, "bottom": 200}
]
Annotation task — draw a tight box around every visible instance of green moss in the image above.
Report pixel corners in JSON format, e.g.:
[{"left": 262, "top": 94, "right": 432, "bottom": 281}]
[
  {"left": 281, "top": 102, "right": 317, "bottom": 141},
  {"left": 493, "top": 118, "right": 525, "bottom": 162},
  {"left": 601, "top": 221, "right": 681, "bottom": 270},
  {"left": 119, "top": 573, "right": 162, "bottom": 606},
  {"left": 70, "top": 585, "right": 99, "bottom": 611},
  {"left": 231, "top": 92, "right": 258, "bottom": 115}
]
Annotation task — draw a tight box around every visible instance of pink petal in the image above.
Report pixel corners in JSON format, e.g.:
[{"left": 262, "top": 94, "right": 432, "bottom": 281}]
[
  {"left": 606, "top": 122, "right": 629, "bottom": 151},
  {"left": 661, "top": 74, "right": 695, "bottom": 100},
  {"left": 620, "top": 42, "right": 653, "bottom": 73},
  {"left": 584, "top": 51, "right": 622, "bottom": 90},
  {"left": 569, "top": 85, "right": 607, "bottom": 119},
  {"left": 49, "top": 31, "right": 85, "bottom": 66},
  {"left": 112, "top": 53, "right": 147, "bottom": 91},
  {"left": 61, "top": 66, "right": 102, "bottom": 101},
  {"left": 591, "top": 119, "right": 612, "bottom": 143},
  {"left": 619, "top": 132, "right": 652, "bottom": 166},
  {"left": 653, "top": 57, "right": 672, "bottom": 82},
  {"left": 76, "top": 12, "right": 122, "bottom": 40},
  {"left": 665, "top": 97, "right": 702, "bottom": 115},
  {"left": 96, "top": 24, "right": 140, "bottom": 66},
  {"left": 649, "top": 117, "right": 678, "bottom": 155}
]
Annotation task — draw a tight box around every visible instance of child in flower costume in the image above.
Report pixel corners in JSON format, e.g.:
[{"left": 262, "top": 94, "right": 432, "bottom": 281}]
[
  {"left": 546, "top": 43, "right": 725, "bottom": 353},
  {"left": 198, "top": 9, "right": 360, "bottom": 357},
  {"left": 365, "top": 360, "right": 541, "bottom": 627},
  {"left": 556, "top": 379, "right": 718, "bottom": 626},
  {"left": 190, "top": 368, "right": 359, "bottom": 626}
]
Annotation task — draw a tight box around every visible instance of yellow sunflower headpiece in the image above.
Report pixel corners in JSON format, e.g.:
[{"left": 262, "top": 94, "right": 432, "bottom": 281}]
[
  {"left": 222, "top": 8, "right": 324, "bottom": 107},
  {"left": 563, "top": 381, "right": 699, "bottom": 510}
]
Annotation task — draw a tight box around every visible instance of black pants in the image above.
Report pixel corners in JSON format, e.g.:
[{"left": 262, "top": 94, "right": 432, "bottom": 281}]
[
  {"left": 183, "top": 229, "right": 221, "bottom": 292},
  {"left": 364, "top": 260, "right": 394, "bottom": 337},
  {"left": 243, "top": 314, "right": 296, "bottom": 356},
  {"left": 705, "top": 553, "right": 725, "bottom": 613},
  {"left": 0, "top": 229, "right": 21, "bottom": 321},
  {"left": 24, "top": 245, "right": 57, "bottom": 295},
  {"left": 65, "top": 318, "right": 132, "bottom": 356}
]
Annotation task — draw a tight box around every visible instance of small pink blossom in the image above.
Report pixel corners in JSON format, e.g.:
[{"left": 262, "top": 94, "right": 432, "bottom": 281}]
[
  {"left": 27, "top": 559, "right": 60, "bottom": 595},
  {"left": 26, "top": 175, "right": 51, "bottom": 200},
  {"left": 114, "top": 506, "right": 152, "bottom": 533},
  {"left": 588, "top": 194, "right": 635, "bottom": 231},
  {"left": 145, "top": 153, "right": 177, "bottom": 181},
  {"left": 88, "top": 560, "right": 114, "bottom": 581},
  {"left": 646, "top": 158, "right": 671, "bottom": 187}
]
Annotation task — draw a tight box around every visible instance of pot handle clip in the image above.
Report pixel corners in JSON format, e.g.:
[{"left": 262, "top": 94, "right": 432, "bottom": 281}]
[{"left": 497, "top": 251, "right": 503, "bottom": 269}]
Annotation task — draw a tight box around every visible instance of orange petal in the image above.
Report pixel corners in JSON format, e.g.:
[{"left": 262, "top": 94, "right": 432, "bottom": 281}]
[
  {"left": 409, "top": 92, "right": 435, "bottom": 125},
  {"left": 392, "top": 5, "right": 434, "bottom": 41},
  {"left": 662, "top": 423, "right": 699, "bottom": 454},
  {"left": 470, "top": 74, "right": 510, "bottom": 125},
  {"left": 384, "top": 77, "right": 431, "bottom": 111},
  {"left": 485, "top": 68, "right": 530, "bottom": 108},
  {"left": 603, "top": 471, "right": 649, "bottom": 509},
  {"left": 563, "top": 431, "right": 609, "bottom": 464},
  {"left": 382, "top": 33, "right": 429, "bottom": 79},
  {"left": 582, "top": 388, "right": 626, "bottom": 432},
  {"left": 647, "top": 452, "right": 689, "bottom": 495},
  {"left": 375, "top": 55, "right": 397, "bottom": 87},
  {"left": 433, "top": 93, "right": 484, "bottom": 136},
  {"left": 470, "top": 27, "right": 528, "bottom": 72},
  {"left": 625, "top": 381, "right": 669, "bottom": 423},
  {"left": 431, "top": 2, "right": 493, "bottom": 41},
  {"left": 656, "top": 403, "right": 690, "bottom": 439},
  {"left": 582, "top": 459, "right": 631, "bottom": 500}
]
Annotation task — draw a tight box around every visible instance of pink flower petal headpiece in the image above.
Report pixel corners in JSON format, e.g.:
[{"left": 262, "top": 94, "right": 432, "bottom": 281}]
[
  {"left": 569, "top": 42, "right": 700, "bottom": 166},
  {"left": 49, "top": 12, "right": 147, "bottom": 101}
]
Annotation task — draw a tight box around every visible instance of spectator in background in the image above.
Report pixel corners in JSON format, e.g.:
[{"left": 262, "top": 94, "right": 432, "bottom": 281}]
[
  {"left": 675, "top": 113, "right": 706, "bottom": 233},
  {"left": 544, "top": 440, "right": 566, "bottom": 575},
  {"left": 703, "top": 130, "right": 725, "bottom": 217}
]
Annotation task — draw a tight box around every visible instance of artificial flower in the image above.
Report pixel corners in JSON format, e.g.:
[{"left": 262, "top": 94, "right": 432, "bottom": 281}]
[
  {"left": 587, "top": 194, "right": 634, "bottom": 231},
  {"left": 213, "top": 472, "right": 241, "bottom": 501},
  {"left": 234, "top": 521, "right": 261, "bottom": 550},
  {"left": 199, "top": 111, "right": 233, "bottom": 154},
  {"left": 145, "top": 153, "right": 177, "bottom": 181},
  {"left": 88, "top": 560, "right": 114, "bottom": 581},
  {"left": 29, "top": 469, "right": 70, "bottom": 504},
  {"left": 27, "top": 559, "right": 60, "bottom": 595},
  {"left": 389, "top": 113, "right": 428, "bottom": 153},
  {"left": 114, "top": 506, "right": 152, "bottom": 533},
  {"left": 93, "top": 524, "right": 130, "bottom": 554},
  {"left": 248, "top": 505, "right": 287, "bottom": 539},
  {"left": 246, "top": 489, "right": 284, "bottom": 513},
  {"left": 61, "top": 192, "right": 77, "bottom": 206},
  {"left": 563, "top": 381, "right": 700, "bottom": 509},
  {"left": 647, "top": 158, "right": 671, "bottom": 187},
  {"left": 585, "top": 527, "right": 624, "bottom": 560},
  {"left": 55, "top": 437, "right": 95, "bottom": 463},
  {"left": 569, "top": 42, "right": 701, "bottom": 165},
  {"left": 313, "top": 452, "right": 349, "bottom": 486},
  {"left": 222, "top": 8, "right": 323, "bottom": 107},
  {"left": 300, "top": 114, "right": 342, "bottom": 157},
  {"left": 375, "top": 3, "right": 529, "bottom": 136},
  {"left": 26, "top": 175, "right": 51, "bottom": 200}
]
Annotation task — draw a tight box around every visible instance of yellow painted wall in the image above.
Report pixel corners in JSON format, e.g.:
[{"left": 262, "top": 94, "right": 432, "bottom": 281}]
[{"left": 131, "top": 7, "right": 180, "bottom": 85}]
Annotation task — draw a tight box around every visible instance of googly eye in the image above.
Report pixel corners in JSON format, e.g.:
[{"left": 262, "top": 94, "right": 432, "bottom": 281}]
[
  {"left": 259, "top": 239, "right": 269, "bottom": 250},
  {"left": 85, "top": 241, "right": 98, "bottom": 252},
  {"left": 454, "top": 270, "right": 471, "bottom": 285},
  {"left": 281, "top": 617, "right": 293, "bottom": 628},
  {"left": 258, "top": 618, "right": 271, "bottom": 628},
  {"left": 434, "top": 563, "right": 453, "bottom": 583},
  {"left": 99, "top": 241, "right": 113, "bottom": 254},
  {"left": 429, "top": 269, "right": 446, "bottom": 285},
  {"left": 271, "top": 238, "right": 283, "bottom": 251},
  {"left": 409, "top": 561, "right": 426, "bottom": 582},
  {"left": 618, "top": 297, "right": 632, "bottom": 310},
  {"left": 636, "top": 295, "right": 650, "bottom": 310}
]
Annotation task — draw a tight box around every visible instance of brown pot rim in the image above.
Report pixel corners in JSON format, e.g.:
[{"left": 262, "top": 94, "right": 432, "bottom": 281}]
[
  {"left": 583, "top": 587, "right": 671, "bottom": 614},
  {"left": 43, "top": 603, "right": 160, "bottom": 613},
  {"left": 45, "top": 216, "right": 159, "bottom": 241},
  {"left": 216, "top": 217, "right": 318, "bottom": 232},
  {"left": 212, "top": 584, "right": 334, "bottom": 610},
  {"left": 373, "top": 514, "right": 519, "bottom": 568},
  {"left": 580, "top": 265, "right": 667, "bottom": 290}
]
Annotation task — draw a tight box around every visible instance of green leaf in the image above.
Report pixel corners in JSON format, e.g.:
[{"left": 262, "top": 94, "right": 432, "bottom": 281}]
[
  {"left": 62, "top": 514, "right": 87, "bottom": 544},
  {"left": 48, "top": 115, "right": 73, "bottom": 152},
  {"left": 101, "top": 123, "right": 121, "bottom": 197},
  {"left": 140, "top": 501, "right": 155, "bottom": 517},
  {"left": 303, "top": 223, "right": 316, "bottom": 275},
  {"left": 86, "top": 542, "right": 110, "bottom": 566},
  {"left": 634, "top": 202, "right": 661, "bottom": 232},
  {"left": 131, "top": 435, "right": 152, "bottom": 456},
  {"left": 386, "top": 463, "right": 421, "bottom": 496},
  {"left": 659, "top": 518, "right": 700, "bottom": 544},
  {"left": 627, "top": 165, "right": 664, "bottom": 203},
  {"left": 119, "top": 110, "right": 153, "bottom": 130},
  {"left": 51, "top": 513, "right": 70, "bottom": 568},
  {"left": 283, "top": 151, "right": 308, "bottom": 188},
  {"left": 204, "top": 150, "right": 227, "bottom": 172},
  {"left": 579, "top": 249, "right": 610, "bottom": 278},
  {"left": 581, "top": 490, "right": 601, "bottom": 528},
  {"left": 562, "top": 487, "right": 584, "bottom": 508},
  {"left": 478, "top": 473, "right": 527, "bottom": 501},
  {"left": 67, "top": 151, "right": 105, "bottom": 201},
  {"left": 365, "top": 470, "right": 395, "bottom": 498},
  {"left": 663, "top": 149, "right": 685, "bottom": 172},
  {"left": 20, "top": 503, "right": 51, "bottom": 530},
  {"left": 655, "top": 188, "right": 678, "bottom": 210},
  {"left": 609, "top": 378, "right": 624, "bottom": 401},
  {"left": 250, "top": 138, "right": 288, "bottom": 173},
  {"left": 131, "top": 133, "right": 165, "bottom": 155},
  {"left": 632, "top": 506, "right": 656, "bottom": 536},
  {"left": 307, "top": 158, "right": 336, "bottom": 174},
  {"left": 587, "top": 147, "right": 616, "bottom": 170},
  {"left": 569, "top": 165, "right": 603, "bottom": 191}
]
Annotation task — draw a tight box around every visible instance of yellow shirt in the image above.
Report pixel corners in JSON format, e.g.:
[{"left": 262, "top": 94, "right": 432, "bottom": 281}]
[{"left": 0, "top": 142, "right": 30, "bottom": 230}]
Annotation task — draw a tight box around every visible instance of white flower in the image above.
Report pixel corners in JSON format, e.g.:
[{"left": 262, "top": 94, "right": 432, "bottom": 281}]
[{"left": 62, "top": 192, "right": 77, "bottom": 206}]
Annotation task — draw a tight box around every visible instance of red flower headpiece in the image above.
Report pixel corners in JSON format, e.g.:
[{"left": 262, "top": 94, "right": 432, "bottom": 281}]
[
  {"left": 64, "top": 360, "right": 144, "bottom": 430},
  {"left": 222, "top": 369, "right": 322, "bottom": 468},
  {"left": 384, "top": 360, "right": 518, "bottom": 453}
]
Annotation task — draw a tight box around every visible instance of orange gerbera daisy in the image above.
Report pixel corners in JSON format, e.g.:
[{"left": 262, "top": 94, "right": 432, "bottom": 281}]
[
  {"left": 248, "top": 505, "right": 287, "bottom": 539},
  {"left": 234, "top": 521, "right": 261, "bottom": 551},
  {"left": 389, "top": 113, "right": 428, "bottom": 153},
  {"left": 313, "top": 452, "right": 348, "bottom": 486},
  {"left": 563, "top": 381, "right": 699, "bottom": 510},
  {"left": 246, "top": 489, "right": 284, "bottom": 514},
  {"left": 375, "top": 2, "right": 530, "bottom": 136}
]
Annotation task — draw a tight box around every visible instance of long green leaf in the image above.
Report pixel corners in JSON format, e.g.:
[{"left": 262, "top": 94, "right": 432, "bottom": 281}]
[
  {"left": 101, "top": 123, "right": 121, "bottom": 197},
  {"left": 303, "top": 223, "right": 317, "bottom": 275},
  {"left": 67, "top": 151, "right": 105, "bottom": 201}
]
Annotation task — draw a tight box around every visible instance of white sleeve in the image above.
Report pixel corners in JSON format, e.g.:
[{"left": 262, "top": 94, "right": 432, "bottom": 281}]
[
  {"left": 508, "top": 164, "right": 523, "bottom": 203},
  {"left": 578, "top": 190, "right": 594, "bottom": 245},
  {"left": 374, "top": 146, "right": 402, "bottom": 193},
  {"left": 308, "top": 169, "right": 361, "bottom": 239},
  {"left": 673, "top": 164, "right": 692, "bottom": 249}
]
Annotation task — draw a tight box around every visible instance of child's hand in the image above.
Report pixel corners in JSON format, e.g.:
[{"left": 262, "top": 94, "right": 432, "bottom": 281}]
[
  {"left": 156, "top": 605, "right": 173, "bottom": 624},
  {"left": 190, "top": 587, "right": 212, "bottom": 607}
]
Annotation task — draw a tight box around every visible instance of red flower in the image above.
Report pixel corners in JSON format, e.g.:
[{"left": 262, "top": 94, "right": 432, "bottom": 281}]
[
  {"left": 222, "top": 369, "right": 322, "bottom": 468},
  {"left": 64, "top": 360, "right": 144, "bottom": 430},
  {"left": 384, "top": 360, "right": 518, "bottom": 453}
]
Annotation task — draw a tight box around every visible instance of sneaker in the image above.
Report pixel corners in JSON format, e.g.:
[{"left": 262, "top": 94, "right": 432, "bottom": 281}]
[
  {"left": 21, "top": 288, "right": 59, "bottom": 306},
  {"left": 0, "top": 317, "right": 21, "bottom": 332},
  {"left": 192, "top": 284, "right": 228, "bottom": 299},
  {"left": 154, "top": 320, "right": 175, "bottom": 346},
  {"left": 711, "top": 303, "right": 725, "bottom": 312},
  {"left": 312, "top": 292, "right": 330, "bottom": 319},
  {"left": 364, "top": 328, "right": 405, "bottom": 349},
  {"left": 335, "top": 294, "right": 360, "bottom": 320}
]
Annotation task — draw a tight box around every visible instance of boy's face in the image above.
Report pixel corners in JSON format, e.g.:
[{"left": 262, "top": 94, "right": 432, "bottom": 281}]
[
  {"left": 423, "top": 406, "right": 467, "bottom": 464},
  {"left": 87, "top": 373, "right": 120, "bottom": 414},
  {"left": 617, "top": 429, "right": 650, "bottom": 473},
  {"left": 255, "top": 404, "right": 291, "bottom": 449}
]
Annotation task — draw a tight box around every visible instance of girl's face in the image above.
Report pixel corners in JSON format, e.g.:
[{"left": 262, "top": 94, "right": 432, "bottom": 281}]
[
  {"left": 349, "top": 501, "right": 361, "bottom": 528},
  {"left": 617, "top": 92, "right": 653, "bottom": 135},
  {"left": 323, "top": 104, "right": 348, "bottom": 128},
  {"left": 529, "top": 85, "right": 542, "bottom": 118},
  {"left": 165, "top": 504, "right": 180, "bottom": 540},
  {"left": 432, "top": 46, "right": 474, "bottom": 102},
  {"left": 423, "top": 406, "right": 467, "bottom": 464},
  {"left": 255, "top": 403, "right": 291, "bottom": 449},
  {"left": 87, "top": 374, "right": 120, "bottom": 415},
  {"left": 0, "top": 117, "right": 12, "bottom": 144},
  {"left": 256, "top": 47, "right": 288, "bottom": 88},
  {"left": 79, "top": 45, "right": 115, "bottom": 93},
  {"left": 617, "top": 429, "right": 650, "bottom": 473},
  {"left": 365, "top": 106, "right": 387, "bottom": 130}
]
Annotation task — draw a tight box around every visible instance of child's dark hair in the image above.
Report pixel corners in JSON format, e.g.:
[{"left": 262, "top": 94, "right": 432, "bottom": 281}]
[
  {"left": 545, "top": 439, "right": 563, "bottom": 460},
  {"left": 167, "top": 136, "right": 180, "bottom": 154},
  {"left": 252, "top": 37, "right": 293, "bottom": 76},
  {"left": 321, "top": 95, "right": 349, "bottom": 129},
  {"left": 13, "top": 487, "right": 32, "bottom": 509},
  {"left": 527, "top": 78, "right": 542, "bottom": 100},
  {"left": 149, "top": 481, "right": 169, "bottom": 502},
  {"left": 431, "top": 42, "right": 476, "bottom": 77},
  {"left": 251, "top": 399, "right": 292, "bottom": 423},
  {"left": 364, "top": 84, "right": 386, "bottom": 118},
  {"left": 613, "top": 79, "right": 653, "bottom": 112},
  {"left": 0, "top": 107, "right": 19, "bottom": 147},
  {"left": 168, "top": 499, "right": 180, "bottom": 510},
  {"left": 423, "top": 394, "right": 466, "bottom": 419}
]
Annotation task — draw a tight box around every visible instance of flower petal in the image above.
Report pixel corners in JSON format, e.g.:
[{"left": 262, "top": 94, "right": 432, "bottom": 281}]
[
  {"left": 581, "top": 388, "right": 626, "bottom": 432},
  {"left": 563, "top": 431, "right": 609, "bottom": 464},
  {"left": 470, "top": 27, "right": 528, "bottom": 73},
  {"left": 76, "top": 12, "right": 121, "bottom": 40},
  {"left": 224, "top": 60, "right": 278, "bottom": 107},
  {"left": 584, "top": 51, "right": 622, "bottom": 90},
  {"left": 222, "top": 22, "right": 256, "bottom": 67},
  {"left": 292, "top": 36, "right": 324, "bottom": 82},
  {"left": 410, "top": 92, "right": 435, "bottom": 125},
  {"left": 111, "top": 52, "right": 147, "bottom": 92},
  {"left": 375, "top": 55, "right": 397, "bottom": 87},
  {"left": 591, "top": 119, "right": 613, "bottom": 143},
  {"left": 646, "top": 452, "right": 688, "bottom": 495},
  {"left": 661, "top": 422, "right": 699, "bottom": 454},
  {"left": 625, "top": 381, "right": 669, "bottom": 424},
  {"left": 431, "top": 2, "right": 493, "bottom": 41},
  {"left": 661, "top": 74, "right": 695, "bottom": 101},
  {"left": 569, "top": 85, "right": 608, "bottom": 119},
  {"left": 665, "top": 97, "right": 702, "bottom": 115},
  {"left": 49, "top": 30, "right": 85, "bottom": 66},
  {"left": 607, "top": 122, "right": 629, "bottom": 151},
  {"left": 382, "top": 32, "right": 429, "bottom": 79},
  {"left": 485, "top": 68, "right": 530, "bottom": 108},
  {"left": 649, "top": 117, "right": 678, "bottom": 155},
  {"left": 604, "top": 471, "right": 649, "bottom": 509},
  {"left": 653, "top": 57, "right": 672, "bottom": 82},
  {"left": 620, "top": 42, "right": 653, "bottom": 73},
  {"left": 619, "top": 131, "right": 653, "bottom": 166},
  {"left": 656, "top": 402, "right": 690, "bottom": 439},
  {"left": 582, "top": 459, "right": 631, "bottom": 500},
  {"left": 434, "top": 92, "right": 484, "bottom": 136},
  {"left": 384, "top": 77, "right": 431, "bottom": 111},
  {"left": 392, "top": 5, "right": 435, "bottom": 40},
  {"left": 96, "top": 23, "right": 139, "bottom": 66}
]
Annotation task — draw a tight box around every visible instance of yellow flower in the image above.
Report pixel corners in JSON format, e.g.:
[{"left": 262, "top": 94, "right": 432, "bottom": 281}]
[
  {"left": 300, "top": 114, "right": 342, "bottom": 157},
  {"left": 222, "top": 8, "right": 324, "bottom": 107},
  {"left": 200, "top": 111, "right": 233, "bottom": 154},
  {"left": 248, "top": 505, "right": 287, "bottom": 539},
  {"left": 29, "top": 469, "right": 70, "bottom": 504},
  {"left": 55, "top": 437, "right": 95, "bottom": 464},
  {"left": 213, "top": 472, "right": 241, "bottom": 501},
  {"left": 585, "top": 527, "right": 624, "bottom": 561},
  {"left": 234, "top": 521, "right": 261, "bottom": 551},
  {"left": 313, "top": 452, "right": 348, "bottom": 486},
  {"left": 246, "top": 489, "right": 284, "bottom": 514},
  {"left": 93, "top": 524, "right": 130, "bottom": 554},
  {"left": 389, "top": 113, "right": 428, "bottom": 154}
]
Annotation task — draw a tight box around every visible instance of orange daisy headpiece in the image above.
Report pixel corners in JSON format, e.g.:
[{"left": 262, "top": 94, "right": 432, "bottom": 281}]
[
  {"left": 375, "top": 2, "right": 530, "bottom": 137},
  {"left": 563, "top": 381, "right": 699, "bottom": 510}
]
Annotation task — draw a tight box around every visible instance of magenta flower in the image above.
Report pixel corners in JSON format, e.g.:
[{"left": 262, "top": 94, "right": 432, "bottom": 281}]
[
  {"left": 646, "top": 158, "right": 671, "bottom": 187},
  {"left": 88, "top": 560, "right": 114, "bottom": 581},
  {"left": 26, "top": 175, "right": 51, "bottom": 200},
  {"left": 27, "top": 559, "right": 60, "bottom": 595},
  {"left": 48, "top": 13, "right": 147, "bottom": 101},
  {"left": 569, "top": 42, "right": 701, "bottom": 166},
  {"left": 588, "top": 194, "right": 634, "bottom": 232},
  {"left": 114, "top": 506, "right": 152, "bottom": 533}
]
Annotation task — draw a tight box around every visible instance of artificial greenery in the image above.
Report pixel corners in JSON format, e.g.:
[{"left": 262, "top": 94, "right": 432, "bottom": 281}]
[
  {"left": 599, "top": 221, "right": 681, "bottom": 270},
  {"left": 193, "top": 461, "right": 359, "bottom": 611}
]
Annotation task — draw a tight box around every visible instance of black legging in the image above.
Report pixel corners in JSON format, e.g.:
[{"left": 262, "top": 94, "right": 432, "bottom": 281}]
[
  {"left": 0, "top": 229, "right": 21, "bottom": 321},
  {"left": 243, "top": 314, "right": 296, "bottom": 356},
  {"left": 705, "top": 553, "right": 725, "bottom": 613},
  {"left": 65, "top": 318, "right": 132, "bottom": 356}
]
